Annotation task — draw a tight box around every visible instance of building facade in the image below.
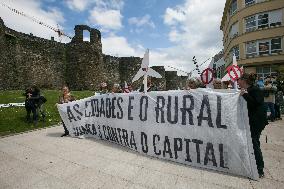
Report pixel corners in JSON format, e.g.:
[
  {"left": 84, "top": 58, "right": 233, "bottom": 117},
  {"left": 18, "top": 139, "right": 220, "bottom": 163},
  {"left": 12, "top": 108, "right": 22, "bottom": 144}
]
[{"left": 220, "top": 0, "right": 284, "bottom": 80}]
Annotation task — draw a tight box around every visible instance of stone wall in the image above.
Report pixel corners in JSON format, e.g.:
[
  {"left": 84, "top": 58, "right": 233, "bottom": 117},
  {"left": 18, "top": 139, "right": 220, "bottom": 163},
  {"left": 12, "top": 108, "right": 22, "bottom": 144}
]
[
  {"left": 0, "top": 17, "right": 187, "bottom": 91},
  {"left": 0, "top": 24, "right": 66, "bottom": 90}
]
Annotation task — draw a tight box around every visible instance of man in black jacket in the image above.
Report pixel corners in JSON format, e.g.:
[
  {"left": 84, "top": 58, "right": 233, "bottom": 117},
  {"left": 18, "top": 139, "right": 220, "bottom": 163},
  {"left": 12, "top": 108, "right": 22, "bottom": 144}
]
[{"left": 238, "top": 73, "right": 268, "bottom": 178}]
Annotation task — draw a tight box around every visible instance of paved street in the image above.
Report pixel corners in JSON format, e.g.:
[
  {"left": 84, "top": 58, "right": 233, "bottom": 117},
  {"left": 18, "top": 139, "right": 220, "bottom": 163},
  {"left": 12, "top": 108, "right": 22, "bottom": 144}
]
[{"left": 0, "top": 118, "right": 283, "bottom": 189}]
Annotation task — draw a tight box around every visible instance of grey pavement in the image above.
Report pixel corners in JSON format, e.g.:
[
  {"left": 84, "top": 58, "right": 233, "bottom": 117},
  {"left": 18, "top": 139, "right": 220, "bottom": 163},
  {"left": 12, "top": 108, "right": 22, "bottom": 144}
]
[{"left": 0, "top": 118, "right": 283, "bottom": 189}]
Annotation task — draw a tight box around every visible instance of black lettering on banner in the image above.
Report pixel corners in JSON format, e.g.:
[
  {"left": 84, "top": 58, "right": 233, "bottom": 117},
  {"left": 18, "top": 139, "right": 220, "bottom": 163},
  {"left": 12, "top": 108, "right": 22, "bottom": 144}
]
[
  {"left": 155, "top": 96, "right": 165, "bottom": 123},
  {"left": 184, "top": 139, "right": 192, "bottom": 162},
  {"left": 163, "top": 136, "right": 173, "bottom": 158},
  {"left": 73, "top": 127, "right": 78, "bottom": 136},
  {"left": 180, "top": 95, "right": 194, "bottom": 125},
  {"left": 197, "top": 95, "right": 213, "bottom": 127},
  {"left": 111, "top": 127, "right": 119, "bottom": 143},
  {"left": 174, "top": 138, "right": 183, "bottom": 159},
  {"left": 141, "top": 132, "right": 148, "bottom": 153},
  {"left": 216, "top": 96, "right": 227, "bottom": 129},
  {"left": 139, "top": 96, "right": 148, "bottom": 121},
  {"left": 107, "top": 126, "right": 114, "bottom": 141},
  {"left": 167, "top": 96, "right": 178, "bottom": 124},
  {"left": 204, "top": 142, "right": 217, "bottom": 167},
  {"left": 67, "top": 106, "right": 77, "bottom": 122},
  {"left": 116, "top": 128, "right": 123, "bottom": 144},
  {"left": 78, "top": 126, "right": 84, "bottom": 135},
  {"left": 84, "top": 124, "right": 92, "bottom": 134},
  {"left": 122, "top": 129, "right": 130, "bottom": 147},
  {"left": 106, "top": 98, "right": 112, "bottom": 118},
  {"left": 100, "top": 99, "right": 105, "bottom": 117},
  {"left": 85, "top": 101, "right": 91, "bottom": 117},
  {"left": 97, "top": 125, "right": 103, "bottom": 139},
  {"left": 117, "top": 97, "right": 123, "bottom": 119},
  {"left": 192, "top": 139, "right": 203, "bottom": 163},
  {"left": 91, "top": 124, "right": 97, "bottom": 135},
  {"left": 91, "top": 99, "right": 98, "bottom": 117},
  {"left": 73, "top": 104, "right": 83, "bottom": 120},
  {"left": 219, "top": 144, "right": 229, "bottom": 169},
  {"left": 128, "top": 96, "right": 134, "bottom": 120},
  {"left": 111, "top": 97, "right": 117, "bottom": 119},
  {"left": 153, "top": 134, "right": 161, "bottom": 155},
  {"left": 102, "top": 125, "right": 109, "bottom": 140},
  {"left": 130, "top": 131, "right": 137, "bottom": 150},
  {"left": 81, "top": 125, "right": 87, "bottom": 134}
]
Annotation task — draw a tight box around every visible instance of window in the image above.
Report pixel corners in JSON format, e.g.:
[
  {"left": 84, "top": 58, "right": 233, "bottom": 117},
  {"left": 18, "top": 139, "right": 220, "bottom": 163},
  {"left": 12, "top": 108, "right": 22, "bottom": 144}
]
[
  {"left": 258, "top": 40, "right": 270, "bottom": 55},
  {"left": 231, "top": 46, "right": 240, "bottom": 60},
  {"left": 229, "top": 22, "right": 239, "bottom": 38},
  {"left": 246, "top": 37, "right": 282, "bottom": 58},
  {"left": 269, "top": 10, "right": 282, "bottom": 27},
  {"left": 256, "top": 66, "right": 277, "bottom": 81},
  {"left": 245, "top": 9, "right": 282, "bottom": 32},
  {"left": 258, "top": 13, "right": 269, "bottom": 28},
  {"left": 245, "top": 0, "right": 255, "bottom": 6},
  {"left": 229, "top": 0, "right": 237, "bottom": 16},
  {"left": 245, "top": 16, "right": 256, "bottom": 32},
  {"left": 246, "top": 41, "right": 257, "bottom": 57},
  {"left": 271, "top": 38, "right": 282, "bottom": 53},
  {"left": 83, "top": 30, "right": 90, "bottom": 42}
]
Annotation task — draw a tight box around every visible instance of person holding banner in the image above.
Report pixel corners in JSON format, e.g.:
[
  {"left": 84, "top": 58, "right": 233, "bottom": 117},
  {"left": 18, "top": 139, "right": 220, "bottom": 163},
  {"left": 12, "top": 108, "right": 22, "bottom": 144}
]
[
  {"left": 186, "top": 78, "right": 198, "bottom": 90},
  {"left": 112, "top": 83, "right": 122, "bottom": 93},
  {"left": 238, "top": 73, "right": 268, "bottom": 178},
  {"left": 57, "top": 85, "right": 76, "bottom": 137}
]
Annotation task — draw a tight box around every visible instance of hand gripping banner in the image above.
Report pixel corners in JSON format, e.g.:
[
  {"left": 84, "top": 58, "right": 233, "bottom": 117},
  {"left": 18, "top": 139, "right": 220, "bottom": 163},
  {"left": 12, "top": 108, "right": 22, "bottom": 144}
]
[{"left": 57, "top": 89, "right": 258, "bottom": 180}]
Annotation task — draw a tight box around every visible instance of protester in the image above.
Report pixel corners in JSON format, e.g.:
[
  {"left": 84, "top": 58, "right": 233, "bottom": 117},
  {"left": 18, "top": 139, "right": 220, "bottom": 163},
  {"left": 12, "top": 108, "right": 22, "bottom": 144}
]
[
  {"left": 212, "top": 79, "right": 222, "bottom": 89},
  {"left": 263, "top": 77, "right": 277, "bottom": 122},
  {"left": 238, "top": 73, "right": 268, "bottom": 178},
  {"left": 275, "top": 85, "right": 284, "bottom": 120},
  {"left": 256, "top": 76, "right": 264, "bottom": 89},
  {"left": 24, "top": 85, "right": 46, "bottom": 124},
  {"left": 112, "top": 83, "right": 122, "bottom": 93},
  {"left": 24, "top": 87, "right": 35, "bottom": 122},
  {"left": 186, "top": 78, "right": 198, "bottom": 90},
  {"left": 57, "top": 85, "right": 76, "bottom": 137},
  {"left": 139, "top": 77, "right": 158, "bottom": 92},
  {"left": 99, "top": 82, "right": 109, "bottom": 94},
  {"left": 123, "top": 82, "right": 133, "bottom": 93}
]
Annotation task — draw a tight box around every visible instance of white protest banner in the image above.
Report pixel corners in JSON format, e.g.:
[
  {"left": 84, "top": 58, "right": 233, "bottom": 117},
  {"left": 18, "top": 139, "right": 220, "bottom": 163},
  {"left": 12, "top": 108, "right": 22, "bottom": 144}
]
[
  {"left": 57, "top": 89, "right": 258, "bottom": 179},
  {"left": 0, "top": 103, "right": 25, "bottom": 108}
]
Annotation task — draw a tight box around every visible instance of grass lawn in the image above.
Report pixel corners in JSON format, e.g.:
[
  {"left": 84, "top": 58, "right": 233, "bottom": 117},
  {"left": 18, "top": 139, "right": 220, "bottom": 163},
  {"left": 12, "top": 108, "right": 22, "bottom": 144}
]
[{"left": 0, "top": 90, "right": 94, "bottom": 136}]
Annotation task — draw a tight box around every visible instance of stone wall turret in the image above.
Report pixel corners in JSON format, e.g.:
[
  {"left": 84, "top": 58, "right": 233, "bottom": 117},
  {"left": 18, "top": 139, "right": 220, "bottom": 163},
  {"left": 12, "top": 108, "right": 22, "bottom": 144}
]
[{"left": 66, "top": 25, "right": 105, "bottom": 90}]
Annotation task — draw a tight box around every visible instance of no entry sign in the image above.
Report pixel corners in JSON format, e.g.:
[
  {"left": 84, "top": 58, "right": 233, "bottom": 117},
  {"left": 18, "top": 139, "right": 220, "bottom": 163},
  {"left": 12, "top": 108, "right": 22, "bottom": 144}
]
[
  {"left": 226, "top": 65, "right": 242, "bottom": 82},
  {"left": 200, "top": 68, "right": 214, "bottom": 85}
]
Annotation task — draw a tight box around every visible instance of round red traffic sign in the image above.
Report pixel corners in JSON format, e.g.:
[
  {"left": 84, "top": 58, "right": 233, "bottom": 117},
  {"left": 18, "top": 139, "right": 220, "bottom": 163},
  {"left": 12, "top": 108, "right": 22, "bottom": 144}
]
[
  {"left": 200, "top": 68, "right": 214, "bottom": 85},
  {"left": 226, "top": 65, "right": 242, "bottom": 81}
]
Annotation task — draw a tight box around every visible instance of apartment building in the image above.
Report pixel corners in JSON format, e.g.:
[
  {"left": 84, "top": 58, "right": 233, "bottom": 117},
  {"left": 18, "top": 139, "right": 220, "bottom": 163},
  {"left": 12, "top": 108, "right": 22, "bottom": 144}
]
[{"left": 220, "top": 0, "right": 284, "bottom": 80}]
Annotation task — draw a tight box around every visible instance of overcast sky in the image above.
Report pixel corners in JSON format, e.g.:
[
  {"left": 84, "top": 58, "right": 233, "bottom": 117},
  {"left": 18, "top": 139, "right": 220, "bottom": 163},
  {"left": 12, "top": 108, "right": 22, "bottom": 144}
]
[{"left": 0, "top": 0, "right": 226, "bottom": 76}]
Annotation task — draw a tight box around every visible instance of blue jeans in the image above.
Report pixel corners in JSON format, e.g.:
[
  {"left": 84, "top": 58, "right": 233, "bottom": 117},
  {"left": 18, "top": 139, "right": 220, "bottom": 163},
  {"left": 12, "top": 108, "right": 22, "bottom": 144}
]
[{"left": 264, "top": 102, "right": 275, "bottom": 121}]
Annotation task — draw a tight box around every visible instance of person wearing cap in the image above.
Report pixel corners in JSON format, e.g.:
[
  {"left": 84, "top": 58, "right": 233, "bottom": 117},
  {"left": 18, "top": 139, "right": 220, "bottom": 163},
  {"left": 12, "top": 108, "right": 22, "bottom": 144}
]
[{"left": 238, "top": 73, "right": 268, "bottom": 178}]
